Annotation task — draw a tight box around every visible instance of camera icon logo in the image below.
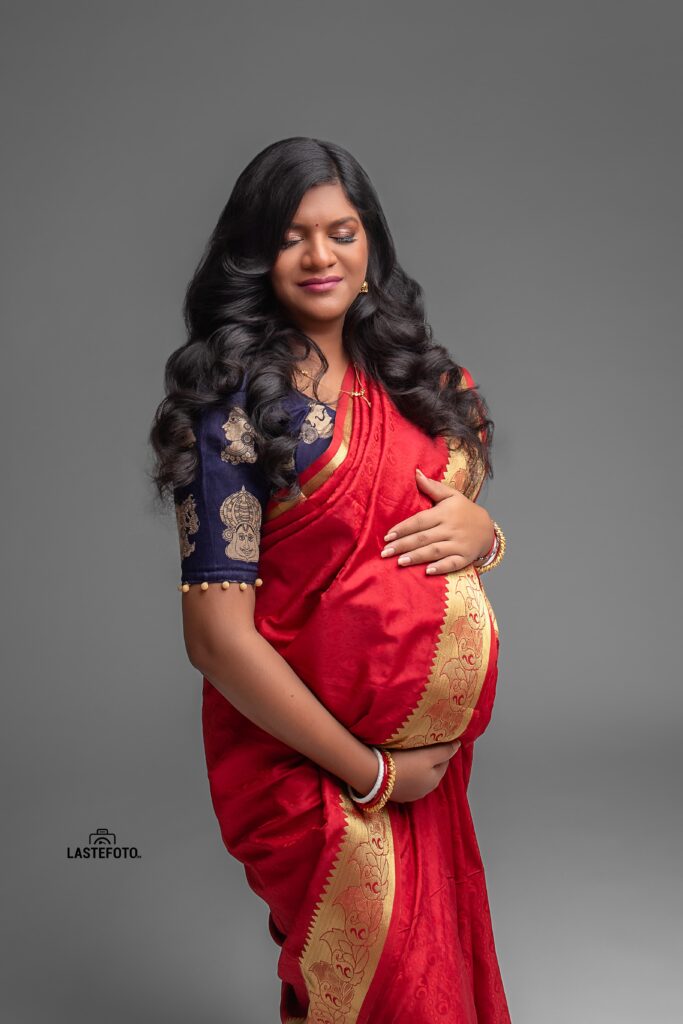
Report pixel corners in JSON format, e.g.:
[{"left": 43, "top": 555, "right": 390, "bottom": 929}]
[
  {"left": 67, "top": 826, "right": 139, "bottom": 860},
  {"left": 89, "top": 828, "right": 117, "bottom": 846}
]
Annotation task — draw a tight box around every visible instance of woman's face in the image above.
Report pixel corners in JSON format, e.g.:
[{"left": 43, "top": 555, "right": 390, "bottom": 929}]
[{"left": 269, "top": 182, "right": 369, "bottom": 330}]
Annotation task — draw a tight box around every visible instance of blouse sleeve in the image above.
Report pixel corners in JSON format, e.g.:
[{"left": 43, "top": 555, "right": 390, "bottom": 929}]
[{"left": 173, "top": 393, "right": 271, "bottom": 586}]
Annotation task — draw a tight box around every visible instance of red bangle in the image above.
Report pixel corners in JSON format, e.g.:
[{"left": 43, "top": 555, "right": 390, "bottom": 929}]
[
  {"left": 347, "top": 750, "right": 397, "bottom": 814},
  {"left": 360, "top": 749, "right": 396, "bottom": 813}
]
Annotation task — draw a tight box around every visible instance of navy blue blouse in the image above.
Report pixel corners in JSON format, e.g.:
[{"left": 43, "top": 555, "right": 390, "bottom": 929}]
[{"left": 173, "top": 385, "right": 337, "bottom": 585}]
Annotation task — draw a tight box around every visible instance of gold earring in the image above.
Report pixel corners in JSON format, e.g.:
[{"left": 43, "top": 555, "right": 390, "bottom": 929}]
[{"left": 359, "top": 280, "right": 369, "bottom": 293}]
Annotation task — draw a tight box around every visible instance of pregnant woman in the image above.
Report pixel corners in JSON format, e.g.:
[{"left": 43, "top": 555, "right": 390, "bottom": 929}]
[{"left": 150, "top": 136, "right": 510, "bottom": 1023}]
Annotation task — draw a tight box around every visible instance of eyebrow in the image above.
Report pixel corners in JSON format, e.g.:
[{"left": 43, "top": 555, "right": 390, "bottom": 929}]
[{"left": 288, "top": 216, "right": 359, "bottom": 229}]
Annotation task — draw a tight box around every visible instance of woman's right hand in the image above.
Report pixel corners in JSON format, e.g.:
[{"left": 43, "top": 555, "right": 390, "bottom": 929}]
[{"left": 388, "top": 741, "right": 461, "bottom": 803}]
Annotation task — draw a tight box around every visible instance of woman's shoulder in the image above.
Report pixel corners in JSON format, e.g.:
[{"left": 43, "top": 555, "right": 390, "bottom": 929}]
[{"left": 179, "top": 373, "right": 339, "bottom": 491}]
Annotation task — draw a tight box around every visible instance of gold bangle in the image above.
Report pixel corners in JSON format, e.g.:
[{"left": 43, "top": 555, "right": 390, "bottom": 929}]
[
  {"left": 364, "top": 750, "right": 396, "bottom": 813},
  {"left": 476, "top": 522, "right": 505, "bottom": 574}
]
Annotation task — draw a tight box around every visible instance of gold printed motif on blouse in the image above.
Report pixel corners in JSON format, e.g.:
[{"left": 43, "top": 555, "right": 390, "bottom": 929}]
[
  {"left": 300, "top": 402, "right": 335, "bottom": 445},
  {"left": 265, "top": 388, "right": 354, "bottom": 521},
  {"left": 219, "top": 485, "right": 261, "bottom": 563},
  {"left": 175, "top": 494, "right": 200, "bottom": 560},
  {"left": 281, "top": 404, "right": 335, "bottom": 477},
  {"left": 298, "top": 791, "right": 395, "bottom": 1024},
  {"left": 220, "top": 405, "right": 258, "bottom": 465}
]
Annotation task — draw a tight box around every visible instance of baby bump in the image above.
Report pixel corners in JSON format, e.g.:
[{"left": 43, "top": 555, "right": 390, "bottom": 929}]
[
  {"left": 276, "top": 551, "right": 499, "bottom": 755},
  {"left": 373, "top": 565, "right": 500, "bottom": 749}
]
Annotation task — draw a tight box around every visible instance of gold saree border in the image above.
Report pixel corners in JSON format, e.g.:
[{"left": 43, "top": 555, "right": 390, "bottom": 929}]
[
  {"left": 284, "top": 377, "right": 493, "bottom": 1022},
  {"left": 292, "top": 789, "right": 395, "bottom": 1024},
  {"left": 383, "top": 439, "right": 493, "bottom": 747},
  {"left": 265, "top": 385, "right": 355, "bottom": 522},
  {"left": 481, "top": 585, "right": 500, "bottom": 643}
]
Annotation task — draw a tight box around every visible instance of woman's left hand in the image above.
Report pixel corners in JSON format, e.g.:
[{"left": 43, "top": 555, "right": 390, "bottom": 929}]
[{"left": 379, "top": 467, "right": 495, "bottom": 575}]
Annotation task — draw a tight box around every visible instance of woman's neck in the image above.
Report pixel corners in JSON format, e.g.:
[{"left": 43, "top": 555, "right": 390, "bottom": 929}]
[{"left": 288, "top": 332, "right": 350, "bottom": 406}]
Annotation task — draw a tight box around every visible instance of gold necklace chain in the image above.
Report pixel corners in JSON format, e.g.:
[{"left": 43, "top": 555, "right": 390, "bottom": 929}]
[{"left": 294, "top": 360, "right": 372, "bottom": 408}]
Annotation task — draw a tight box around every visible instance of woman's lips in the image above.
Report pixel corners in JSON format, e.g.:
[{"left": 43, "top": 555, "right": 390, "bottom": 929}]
[{"left": 298, "top": 279, "right": 342, "bottom": 292}]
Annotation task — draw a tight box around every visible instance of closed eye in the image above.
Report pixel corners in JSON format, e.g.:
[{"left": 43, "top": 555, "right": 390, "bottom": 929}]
[{"left": 281, "top": 236, "right": 357, "bottom": 250}]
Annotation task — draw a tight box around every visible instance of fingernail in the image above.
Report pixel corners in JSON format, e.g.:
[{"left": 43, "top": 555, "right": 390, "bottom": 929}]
[
  {"left": 397, "top": 554, "right": 411, "bottom": 565},
  {"left": 384, "top": 532, "right": 397, "bottom": 541},
  {"left": 380, "top": 547, "right": 395, "bottom": 557},
  {"left": 426, "top": 566, "right": 436, "bottom": 574},
  {"left": 416, "top": 467, "right": 424, "bottom": 475}
]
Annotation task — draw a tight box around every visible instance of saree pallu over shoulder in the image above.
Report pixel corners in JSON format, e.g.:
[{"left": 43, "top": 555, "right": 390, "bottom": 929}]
[{"left": 201, "top": 361, "right": 510, "bottom": 1023}]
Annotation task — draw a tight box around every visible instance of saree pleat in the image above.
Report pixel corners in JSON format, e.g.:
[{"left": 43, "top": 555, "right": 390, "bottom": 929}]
[{"left": 201, "top": 361, "right": 511, "bottom": 1022}]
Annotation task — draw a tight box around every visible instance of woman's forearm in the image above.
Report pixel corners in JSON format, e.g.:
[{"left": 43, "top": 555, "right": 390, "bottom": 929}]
[{"left": 190, "top": 629, "right": 379, "bottom": 795}]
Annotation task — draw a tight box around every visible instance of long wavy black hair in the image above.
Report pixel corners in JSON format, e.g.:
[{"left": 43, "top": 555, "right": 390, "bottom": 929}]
[{"left": 149, "top": 136, "right": 494, "bottom": 507}]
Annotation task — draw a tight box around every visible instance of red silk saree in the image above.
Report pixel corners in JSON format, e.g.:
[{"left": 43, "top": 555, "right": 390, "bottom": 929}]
[{"left": 201, "top": 361, "right": 511, "bottom": 1023}]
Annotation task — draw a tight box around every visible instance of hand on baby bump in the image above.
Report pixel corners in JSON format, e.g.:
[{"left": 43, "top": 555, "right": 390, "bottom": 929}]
[
  {"left": 379, "top": 467, "right": 494, "bottom": 576},
  {"left": 389, "top": 741, "right": 461, "bottom": 803}
]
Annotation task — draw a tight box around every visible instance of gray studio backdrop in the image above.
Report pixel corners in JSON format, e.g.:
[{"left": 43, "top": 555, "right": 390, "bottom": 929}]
[{"left": 2, "top": 3, "right": 681, "bottom": 1022}]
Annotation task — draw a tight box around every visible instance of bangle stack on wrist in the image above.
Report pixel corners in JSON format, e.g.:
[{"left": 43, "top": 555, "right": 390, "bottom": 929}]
[
  {"left": 473, "top": 521, "right": 506, "bottom": 574},
  {"left": 347, "top": 746, "right": 396, "bottom": 813}
]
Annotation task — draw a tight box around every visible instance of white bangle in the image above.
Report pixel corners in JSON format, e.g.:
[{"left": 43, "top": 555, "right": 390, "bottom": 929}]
[
  {"left": 476, "top": 530, "right": 499, "bottom": 568},
  {"left": 347, "top": 746, "right": 385, "bottom": 804}
]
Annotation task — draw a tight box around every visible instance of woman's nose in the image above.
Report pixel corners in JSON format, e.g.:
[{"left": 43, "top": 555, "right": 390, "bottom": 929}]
[{"left": 303, "top": 236, "right": 336, "bottom": 268}]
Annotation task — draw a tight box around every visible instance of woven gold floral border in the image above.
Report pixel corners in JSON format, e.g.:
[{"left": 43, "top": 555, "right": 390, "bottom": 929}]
[{"left": 291, "top": 789, "right": 395, "bottom": 1024}]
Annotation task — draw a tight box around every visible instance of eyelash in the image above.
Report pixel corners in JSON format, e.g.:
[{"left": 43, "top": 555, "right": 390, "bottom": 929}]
[{"left": 281, "top": 235, "right": 357, "bottom": 250}]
